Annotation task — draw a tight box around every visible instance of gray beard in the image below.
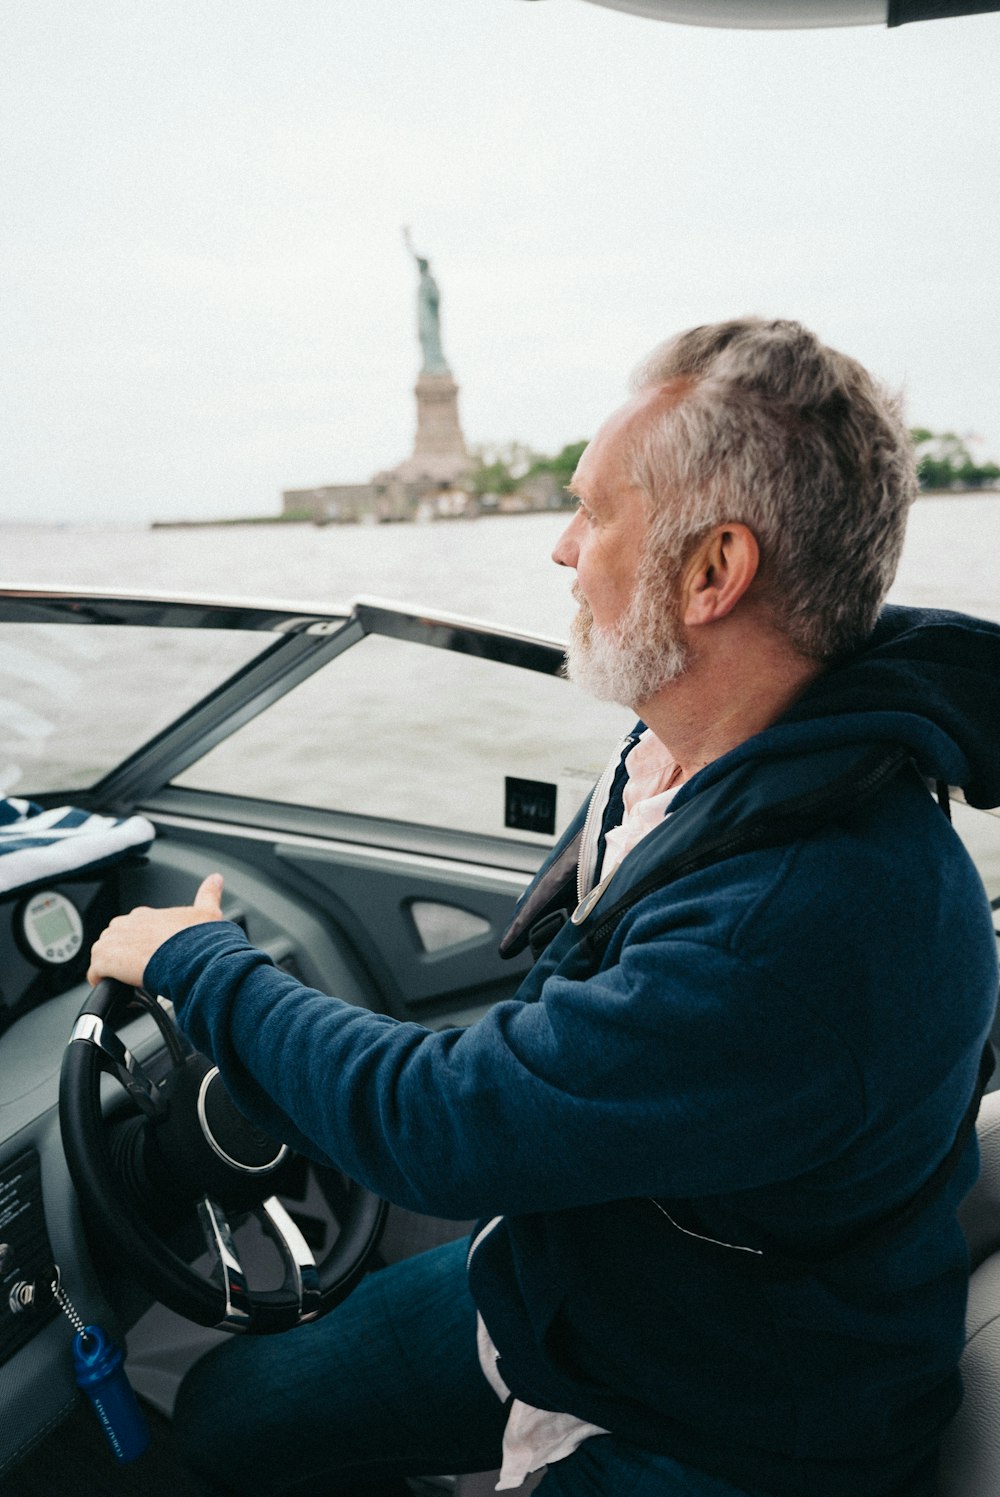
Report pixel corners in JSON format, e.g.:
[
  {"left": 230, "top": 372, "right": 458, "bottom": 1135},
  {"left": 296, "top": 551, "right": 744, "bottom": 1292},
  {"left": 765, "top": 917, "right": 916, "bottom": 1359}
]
[{"left": 564, "top": 576, "right": 689, "bottom": 708}]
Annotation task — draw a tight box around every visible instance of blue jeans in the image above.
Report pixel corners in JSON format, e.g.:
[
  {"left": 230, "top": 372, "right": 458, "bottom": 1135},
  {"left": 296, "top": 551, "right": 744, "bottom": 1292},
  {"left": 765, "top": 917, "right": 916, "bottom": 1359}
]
[{"left": 173, "top": 1236, "right": 759, "bottom": 1497}]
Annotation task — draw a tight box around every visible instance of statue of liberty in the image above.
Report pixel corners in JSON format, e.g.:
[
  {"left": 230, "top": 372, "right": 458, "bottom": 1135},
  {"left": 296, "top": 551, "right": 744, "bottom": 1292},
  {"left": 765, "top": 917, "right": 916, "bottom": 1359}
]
[{"left": 402, "top": 228, "right": 449, "bottom": 375}]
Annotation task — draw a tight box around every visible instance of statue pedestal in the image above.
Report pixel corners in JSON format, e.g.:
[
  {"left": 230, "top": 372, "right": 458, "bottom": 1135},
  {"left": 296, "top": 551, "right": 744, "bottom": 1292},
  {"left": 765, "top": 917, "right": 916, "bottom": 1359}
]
[{"left": 393, "top": 370, "right": 469, "bottom": 485}]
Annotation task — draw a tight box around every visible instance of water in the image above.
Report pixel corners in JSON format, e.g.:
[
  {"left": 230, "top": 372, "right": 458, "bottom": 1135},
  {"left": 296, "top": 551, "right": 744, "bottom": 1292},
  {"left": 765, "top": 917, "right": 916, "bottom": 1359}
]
[{"left": 2, "top": 494, "right": 999, "bottom": 632}]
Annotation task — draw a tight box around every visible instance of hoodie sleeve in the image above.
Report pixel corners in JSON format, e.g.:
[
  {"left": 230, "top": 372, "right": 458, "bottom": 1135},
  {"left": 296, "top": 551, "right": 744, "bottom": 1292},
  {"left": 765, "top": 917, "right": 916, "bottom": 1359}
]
[{"left": 144, "top": 914, "right": 865, "bottom": 1220}]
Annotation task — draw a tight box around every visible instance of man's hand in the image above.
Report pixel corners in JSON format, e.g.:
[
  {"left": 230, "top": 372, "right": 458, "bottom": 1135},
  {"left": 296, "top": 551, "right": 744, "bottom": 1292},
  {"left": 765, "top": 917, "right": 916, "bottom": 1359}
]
[{"left": 87, "top": 873, "right": 225, "bottom": 989}]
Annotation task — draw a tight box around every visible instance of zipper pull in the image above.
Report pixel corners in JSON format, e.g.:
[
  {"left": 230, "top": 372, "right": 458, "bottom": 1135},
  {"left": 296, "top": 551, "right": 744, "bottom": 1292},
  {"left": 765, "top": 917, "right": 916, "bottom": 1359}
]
[{"left": 570, "top": 865, "right": 618, "bottom": 925}]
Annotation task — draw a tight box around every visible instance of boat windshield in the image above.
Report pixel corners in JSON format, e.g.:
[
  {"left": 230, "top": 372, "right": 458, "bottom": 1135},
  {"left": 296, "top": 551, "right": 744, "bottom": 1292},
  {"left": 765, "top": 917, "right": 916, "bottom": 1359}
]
[
  {"left": 3, "top": 597, "right": 995, "bottom": 876},
  {"left": 0, "top": 595, "right": 633, "bottom": 848}
]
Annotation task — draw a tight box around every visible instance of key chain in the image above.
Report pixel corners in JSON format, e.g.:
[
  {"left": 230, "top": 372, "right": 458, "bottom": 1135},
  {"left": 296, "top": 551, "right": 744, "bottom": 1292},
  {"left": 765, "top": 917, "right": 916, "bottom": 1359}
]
[{"left": 52, "top": 1268, "right": 151, "bottom": 1464}]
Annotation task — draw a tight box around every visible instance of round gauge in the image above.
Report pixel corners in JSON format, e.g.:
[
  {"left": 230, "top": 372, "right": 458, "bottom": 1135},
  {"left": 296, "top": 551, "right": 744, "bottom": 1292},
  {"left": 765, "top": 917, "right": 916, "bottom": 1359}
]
[{"left": 17, "top": 890, "right": 85, "bottom": 968}]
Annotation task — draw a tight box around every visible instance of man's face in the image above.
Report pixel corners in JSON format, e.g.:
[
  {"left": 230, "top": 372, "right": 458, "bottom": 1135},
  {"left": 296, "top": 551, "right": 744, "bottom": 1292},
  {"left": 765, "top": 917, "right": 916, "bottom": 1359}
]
[{"left": 552, "top": 390, "right": 691, "bottom": 709}]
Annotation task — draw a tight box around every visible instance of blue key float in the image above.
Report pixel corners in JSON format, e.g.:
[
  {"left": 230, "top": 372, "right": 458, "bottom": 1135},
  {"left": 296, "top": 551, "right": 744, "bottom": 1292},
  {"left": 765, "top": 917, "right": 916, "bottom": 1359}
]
[{"left": 72, "top": 1323, "right": 151, "bottom": 1463}]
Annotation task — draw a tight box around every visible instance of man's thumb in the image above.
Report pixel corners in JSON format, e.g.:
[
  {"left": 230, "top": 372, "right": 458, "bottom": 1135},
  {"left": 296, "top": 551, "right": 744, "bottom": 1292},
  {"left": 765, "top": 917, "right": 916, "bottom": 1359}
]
[{"left": 194, "top": 872, "right": 224, "bottom": 914}]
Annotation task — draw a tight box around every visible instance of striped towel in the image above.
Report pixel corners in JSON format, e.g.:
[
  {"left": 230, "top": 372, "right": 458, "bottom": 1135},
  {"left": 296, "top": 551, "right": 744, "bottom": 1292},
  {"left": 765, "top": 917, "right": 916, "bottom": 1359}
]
[{"left": 0, "top": 797, "right": 155, "bottom": 896}]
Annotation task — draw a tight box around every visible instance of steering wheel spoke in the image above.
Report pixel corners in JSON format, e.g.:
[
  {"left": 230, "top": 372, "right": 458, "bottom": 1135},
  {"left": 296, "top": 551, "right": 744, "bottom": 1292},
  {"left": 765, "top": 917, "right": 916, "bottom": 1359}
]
[
  {"left": 257, "top": 1196, "right": 322, "bottom": 1324},
  {"left": 197, "top": 1196, "right": 252, "bottom": 1332}
]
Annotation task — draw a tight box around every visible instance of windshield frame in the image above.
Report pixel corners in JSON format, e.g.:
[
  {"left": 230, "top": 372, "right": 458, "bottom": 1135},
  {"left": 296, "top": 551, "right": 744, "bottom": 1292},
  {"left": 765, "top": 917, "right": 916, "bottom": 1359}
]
[{"left": 0, "top": 588, "right": 566, "bottom": 810}]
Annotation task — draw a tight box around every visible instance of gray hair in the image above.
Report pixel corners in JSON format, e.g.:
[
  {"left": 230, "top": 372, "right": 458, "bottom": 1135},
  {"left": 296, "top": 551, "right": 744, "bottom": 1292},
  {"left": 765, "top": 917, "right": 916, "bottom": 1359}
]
[{"left": 628, "top": 318, "right": 918, "bottom": 661}]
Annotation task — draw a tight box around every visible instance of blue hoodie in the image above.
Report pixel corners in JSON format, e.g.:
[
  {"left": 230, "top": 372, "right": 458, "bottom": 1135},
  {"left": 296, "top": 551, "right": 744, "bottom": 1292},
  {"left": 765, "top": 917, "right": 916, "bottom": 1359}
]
[{"left": 147, "top": 605, "right": 1000, "bottom": 1497}]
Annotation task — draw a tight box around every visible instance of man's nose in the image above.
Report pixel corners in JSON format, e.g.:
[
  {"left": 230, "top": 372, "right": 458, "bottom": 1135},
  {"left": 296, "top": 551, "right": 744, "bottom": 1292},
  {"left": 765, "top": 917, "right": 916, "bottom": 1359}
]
[{"left": 552, "top": 511, "right": 580, "bottom": 569}]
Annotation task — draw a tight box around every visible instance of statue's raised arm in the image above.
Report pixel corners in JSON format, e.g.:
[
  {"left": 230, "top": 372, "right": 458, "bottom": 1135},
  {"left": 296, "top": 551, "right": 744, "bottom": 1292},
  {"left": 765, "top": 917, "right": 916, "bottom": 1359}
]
[{"left": 402, "top": 227, "right": 449, "bottom": 375}]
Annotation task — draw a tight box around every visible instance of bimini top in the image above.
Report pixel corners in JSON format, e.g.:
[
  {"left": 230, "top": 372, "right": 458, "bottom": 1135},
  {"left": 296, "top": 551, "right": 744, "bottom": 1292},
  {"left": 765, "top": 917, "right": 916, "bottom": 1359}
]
[{"left": 542, "top": 0, "right": 999, "bottom": 29}]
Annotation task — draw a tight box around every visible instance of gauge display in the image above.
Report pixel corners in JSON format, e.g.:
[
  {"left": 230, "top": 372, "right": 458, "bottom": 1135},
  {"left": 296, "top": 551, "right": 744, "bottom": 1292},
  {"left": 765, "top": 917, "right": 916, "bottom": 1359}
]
[{"left": 18, "top": 891, "right": 84, "bottom": 967}]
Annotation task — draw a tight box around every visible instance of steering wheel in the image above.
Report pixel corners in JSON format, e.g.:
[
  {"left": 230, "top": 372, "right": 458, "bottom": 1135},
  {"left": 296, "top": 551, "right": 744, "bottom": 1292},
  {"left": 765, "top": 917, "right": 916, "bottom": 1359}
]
[{"left": 59, "top": 979, "right": 386, "bottom": 1333}]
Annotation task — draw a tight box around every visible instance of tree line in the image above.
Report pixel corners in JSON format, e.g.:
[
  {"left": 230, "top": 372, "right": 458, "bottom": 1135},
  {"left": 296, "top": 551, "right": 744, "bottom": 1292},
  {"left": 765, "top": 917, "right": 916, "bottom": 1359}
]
[
  {"left": 467, "top": 440, "right": 588, "bottom": 503},
  {"left": 469, "top": 431, "right": 1000, "bottom": 500},
  {"left": 910, "top": 430, "right": 1000, "bottom": 491}
]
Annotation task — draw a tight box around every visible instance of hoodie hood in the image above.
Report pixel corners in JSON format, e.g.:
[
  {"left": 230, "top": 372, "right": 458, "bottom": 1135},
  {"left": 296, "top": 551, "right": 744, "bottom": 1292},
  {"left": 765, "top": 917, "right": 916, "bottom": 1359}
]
[{"left": 674, "top": 606, "right": 1000, "bottom": 812}]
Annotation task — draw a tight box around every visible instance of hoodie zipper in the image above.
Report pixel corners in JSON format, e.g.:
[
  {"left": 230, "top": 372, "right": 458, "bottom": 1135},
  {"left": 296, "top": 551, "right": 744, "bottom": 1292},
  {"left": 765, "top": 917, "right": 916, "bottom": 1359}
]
[{"left": 467, "top": 1214, "right": 503, "bottom": 1267}]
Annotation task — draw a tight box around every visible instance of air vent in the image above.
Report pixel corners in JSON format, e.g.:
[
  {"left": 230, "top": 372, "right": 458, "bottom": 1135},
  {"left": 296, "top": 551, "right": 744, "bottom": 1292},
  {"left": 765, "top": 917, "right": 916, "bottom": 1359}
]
[{"left": 409, "top": 901, "right": 491, "bottom": 955}]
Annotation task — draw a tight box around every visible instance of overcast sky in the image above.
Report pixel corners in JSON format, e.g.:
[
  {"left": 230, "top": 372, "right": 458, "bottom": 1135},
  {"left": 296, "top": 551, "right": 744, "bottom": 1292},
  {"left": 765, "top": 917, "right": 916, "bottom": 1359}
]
[{"left": 3, "top": 0, "right": 998, "bottom": 525}]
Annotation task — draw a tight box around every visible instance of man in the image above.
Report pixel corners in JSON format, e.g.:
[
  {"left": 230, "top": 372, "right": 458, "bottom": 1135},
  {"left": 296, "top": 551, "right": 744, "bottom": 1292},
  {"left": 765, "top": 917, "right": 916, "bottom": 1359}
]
[{"left": 89, "top": 318, "right": 1000, "bottom": 1497}]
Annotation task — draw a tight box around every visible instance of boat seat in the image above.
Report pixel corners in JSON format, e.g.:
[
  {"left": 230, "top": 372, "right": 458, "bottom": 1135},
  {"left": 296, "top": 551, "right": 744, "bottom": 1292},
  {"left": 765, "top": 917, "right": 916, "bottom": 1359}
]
[{"left": 938, "top": 1085, "right": 1000, "bottom": 1495}]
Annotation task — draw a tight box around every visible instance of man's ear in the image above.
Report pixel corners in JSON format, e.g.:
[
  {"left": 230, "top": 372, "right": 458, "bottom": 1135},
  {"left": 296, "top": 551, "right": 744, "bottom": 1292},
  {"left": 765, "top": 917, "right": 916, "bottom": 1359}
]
[{"left": 681, "top": 524, "right": 760, "bottom": 627}]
